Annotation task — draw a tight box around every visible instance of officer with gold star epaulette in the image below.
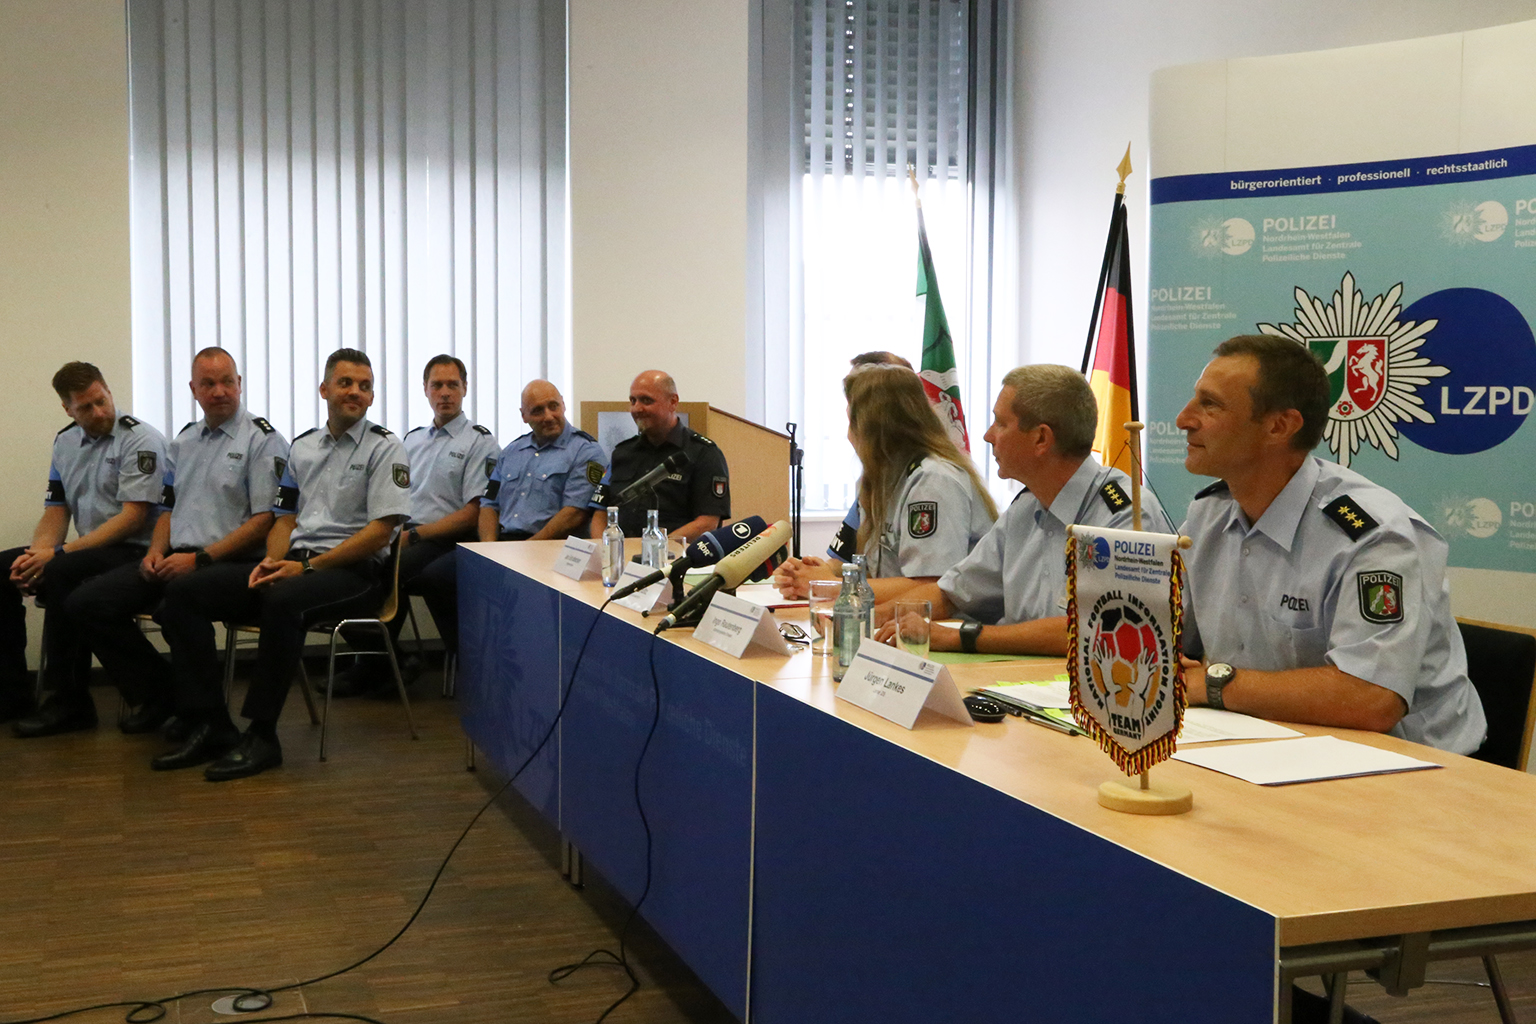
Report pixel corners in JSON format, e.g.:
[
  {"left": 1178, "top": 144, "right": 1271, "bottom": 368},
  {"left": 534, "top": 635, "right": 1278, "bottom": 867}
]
[
  {"left": 481, "top": 379, "right": 606, "bottom": 543},
  {"left": 1175, "top": 334, "right": 1485, "bottom": 756}
]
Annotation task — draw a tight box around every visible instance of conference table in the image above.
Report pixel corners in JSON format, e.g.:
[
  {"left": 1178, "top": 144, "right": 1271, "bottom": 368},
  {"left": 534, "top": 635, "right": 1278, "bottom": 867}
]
[{"left": 457, "top": 540, "right": 1536, "bottom": 1023}]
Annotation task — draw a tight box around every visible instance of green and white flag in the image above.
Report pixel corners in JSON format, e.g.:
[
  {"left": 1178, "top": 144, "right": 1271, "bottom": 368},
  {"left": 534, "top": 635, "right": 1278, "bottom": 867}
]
[{"left": 915, "top": 205, "right": 970, "bottom": 452}]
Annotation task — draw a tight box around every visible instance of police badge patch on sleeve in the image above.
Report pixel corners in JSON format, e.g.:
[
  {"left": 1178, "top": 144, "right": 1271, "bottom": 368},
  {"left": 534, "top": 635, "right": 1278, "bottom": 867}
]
[
  {"left": 393, "top": 463, "right": 411, "bottom": 488},
  {"left": 137, "top": 451, "right": 158, "bottom": 474},
  {"left": 274, "top": 457, "right": 287, "bottom": 481},
  {"left": 485, "top": 456, "right": 497, "bottom": 479},
  {"left": 712, "top": 476, "right": 728, "bottom": 498},
  {"left": 1357, "top": 571, "right": 1404, "bottom": 623},
  {"left": 586, "top": 461, "right": 604, "bottom": 486},
  {"left": 907, "top": 500, "right": 938, "bottom": 538}
]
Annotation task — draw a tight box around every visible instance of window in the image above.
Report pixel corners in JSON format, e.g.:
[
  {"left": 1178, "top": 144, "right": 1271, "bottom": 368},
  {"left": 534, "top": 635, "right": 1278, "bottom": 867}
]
[{"left": 127, "top": 0, "right": 566, "bottom": 442}]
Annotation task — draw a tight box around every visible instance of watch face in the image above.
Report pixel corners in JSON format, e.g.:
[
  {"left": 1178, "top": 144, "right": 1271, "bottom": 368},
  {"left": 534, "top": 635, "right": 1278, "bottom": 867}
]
[{"left": 1208, "top": 663, "right": 1234, "bottom": 685}]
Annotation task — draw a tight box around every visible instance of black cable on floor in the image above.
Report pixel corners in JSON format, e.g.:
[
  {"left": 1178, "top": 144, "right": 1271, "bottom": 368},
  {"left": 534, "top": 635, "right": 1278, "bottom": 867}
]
[{"left": 1, "top": 598, "right": 614, "bottom": 1024}]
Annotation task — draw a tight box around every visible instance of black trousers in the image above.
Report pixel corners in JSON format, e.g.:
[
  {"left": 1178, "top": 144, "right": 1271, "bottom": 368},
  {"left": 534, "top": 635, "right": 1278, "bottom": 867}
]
[
  {"left": 0, "top": 543, "right": 145, "bottom": 707},
  {"left": 344, "top": 538, "right": 461, "bottom": 661},
  {"left": 68, "top": 560, "right": 181, "bottom": 708},
  {"left": 155, "top": 554, "right": 384, "bottom": 724}
]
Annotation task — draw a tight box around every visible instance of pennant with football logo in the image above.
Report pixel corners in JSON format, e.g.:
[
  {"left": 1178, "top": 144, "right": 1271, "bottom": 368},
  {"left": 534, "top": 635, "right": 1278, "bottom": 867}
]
[{"left": 1066, "top": 525, "right": 1187, "bottom": 776}]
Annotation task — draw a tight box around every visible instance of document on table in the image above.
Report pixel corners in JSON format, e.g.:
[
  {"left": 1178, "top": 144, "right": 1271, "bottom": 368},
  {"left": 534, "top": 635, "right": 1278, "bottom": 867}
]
[
  {"left": 1171, "top": 735, "right": 1442, "bottom": 785},
  {"left": 980, "top": 678, "right": 1072, "bottom": 710},
  {"left": 1178, "top": 708, "right": 1304, "bottom": 744},
  {"left": 732, "top": 583, "right": 807, "bottom": 609}
]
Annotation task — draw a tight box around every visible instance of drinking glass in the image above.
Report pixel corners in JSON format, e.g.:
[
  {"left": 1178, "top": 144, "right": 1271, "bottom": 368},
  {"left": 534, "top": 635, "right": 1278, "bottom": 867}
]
[
  {"left": 807, "top": 579, "right": 842, "bottom": 654},
  {"left": 894, "top": 599, "right": 932, "bottom": 660}
]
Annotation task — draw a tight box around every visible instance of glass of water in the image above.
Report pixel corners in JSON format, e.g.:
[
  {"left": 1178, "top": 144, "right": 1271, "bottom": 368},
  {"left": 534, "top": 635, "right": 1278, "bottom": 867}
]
[
  {"left": 807, "top": 579, "right": 842, "bottom": 654},
  {"left": 894, "top": 599, "right": 932, "bottom": 660}
]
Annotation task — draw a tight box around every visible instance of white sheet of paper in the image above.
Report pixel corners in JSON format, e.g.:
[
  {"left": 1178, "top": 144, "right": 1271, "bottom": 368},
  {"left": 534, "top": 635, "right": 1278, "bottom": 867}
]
[
  {"left": 1171, "top": 734, "right": 1441, "bottom": 785},
  {"left": 733, "top": 582, "right": 807, "bottom": 609},
  {"left": 552, "top": 537, "right": 602, "bottom": 581},
  {"left": 612, "top": 561, "right": 673, "bottom": 613},
  {"left": 1177, "top": 708, "right": 1305, "bottom": 744},
  {"left": 692, "top": 590, "right": 793, "bottom": 658},
  {"left": 836, "top": 637, "right": 973, "bottom": 730},
  {"left": 981, "top": 679, "right": 1072, "bottom": 711}
]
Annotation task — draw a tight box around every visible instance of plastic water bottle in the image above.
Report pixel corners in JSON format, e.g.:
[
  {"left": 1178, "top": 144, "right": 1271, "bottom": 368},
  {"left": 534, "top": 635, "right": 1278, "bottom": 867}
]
[
  {"left": 601, "top": 507, "right": 625, "bottom": 588},
  {"left": 640, "top": 508, "right": 667, "bottom": 569},
  {"left": 832, "top": 562, "right": 865, "bottom": 682},
  {"left": 851, "top": 554, "right": 876, "bottom": 637}
]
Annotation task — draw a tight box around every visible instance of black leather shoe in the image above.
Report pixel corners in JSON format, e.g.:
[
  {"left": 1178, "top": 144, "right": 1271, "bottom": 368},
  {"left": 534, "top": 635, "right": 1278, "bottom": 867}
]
[
  {"left": 119, "top": 701, "right": 172, "bottom": 735},
  {"left": 151, "top": 722, "right": 241, "bottom": 771},
  {"left": 329, "top": 662, "right": 385, "bottom": 698},
  {"left": 161, "top": 714, "right": 193, "bottom": 743},
  {"left": 13, "top": 698, "right": 97, "bottom": 738},
  {"left": 204, "top": 729, "right": 283, "bottom": 781}
]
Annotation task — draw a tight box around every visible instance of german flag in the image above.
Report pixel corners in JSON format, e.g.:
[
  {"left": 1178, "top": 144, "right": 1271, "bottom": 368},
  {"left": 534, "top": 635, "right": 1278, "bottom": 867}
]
[{"left": 1081, "top": 162, "right": 1139, "bottom": 479}]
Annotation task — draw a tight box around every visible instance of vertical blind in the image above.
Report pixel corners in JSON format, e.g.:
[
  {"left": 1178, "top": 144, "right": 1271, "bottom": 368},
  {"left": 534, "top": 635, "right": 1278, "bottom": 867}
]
[{"left": 127, "top": 0, "right": 566, "bottom": 443}]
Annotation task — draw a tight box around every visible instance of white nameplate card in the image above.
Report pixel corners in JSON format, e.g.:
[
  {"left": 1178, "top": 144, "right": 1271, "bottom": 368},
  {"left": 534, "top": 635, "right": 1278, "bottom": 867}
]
[
  {"left": 552, "top": 537, "right": 603, "bottom": 582},
  {"left": 612, "top": 561, "right": 673, "bottom": 613},
  {"left": 835, "top": 636, "right": 973, "bottom": 730},
  {"left": 692, "top": 591, "right": 793, "bottom": 658}
]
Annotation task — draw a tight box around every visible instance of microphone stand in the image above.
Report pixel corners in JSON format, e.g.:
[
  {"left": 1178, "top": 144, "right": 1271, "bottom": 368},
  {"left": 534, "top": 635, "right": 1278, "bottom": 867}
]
[{"left": 787, "top": 421, "right": 803, "bottom": 559}]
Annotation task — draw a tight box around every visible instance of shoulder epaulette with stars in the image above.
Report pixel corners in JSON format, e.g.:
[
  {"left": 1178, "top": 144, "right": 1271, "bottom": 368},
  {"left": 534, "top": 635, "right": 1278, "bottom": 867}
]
[
  {"left": 906, "top": 456, "right": 925, "bottom": 475},
  {"left": 57, "top": 421, "right": 77, "bottom": 436},
  {"left": 472, "top": 424, "right": 491, "bottom": 435},
  {"left": 1194, "top": 480, "right": 1231, "bottom": 500},
  {"left": 294, "top": 427, "right": 320, "bottom": 441},
  {"left": 695, "top": 433, "right": 717, "bottom": 447},
  {"left": 405, "top": 425, "right": 425, "bottom": 435},
  {"left": 118, "top": 414, "right": 141, "bottom": 429},
  {"left": 1322, "top": 494, "right": 1379, "bottom": 540},
  {"left": 370, "top": 425, "right": 394, "bottom": 438},
  {"left": 574, "top": 428, "right": 598, "bottom": 443},
  {"left": 251, "top": 416, "right": 275, "bottom": 435},
  {"left": 177, "top": 421, "right": 196, "bottom": 436},
  {"left": 1099, "top": 480, "right": 1131, "bottom": 513}
]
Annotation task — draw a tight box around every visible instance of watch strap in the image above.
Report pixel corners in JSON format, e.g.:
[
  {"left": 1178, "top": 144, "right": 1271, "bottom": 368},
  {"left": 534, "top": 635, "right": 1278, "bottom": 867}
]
[{"left": 959, "top": 620, "right": 982, "bottom": 654}]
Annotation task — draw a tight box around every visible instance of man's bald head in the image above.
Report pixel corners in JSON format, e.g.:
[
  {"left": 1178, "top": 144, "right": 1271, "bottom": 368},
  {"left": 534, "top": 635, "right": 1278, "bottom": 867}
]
[
  {"left": 520, "top": 379, "right": 568, "bottom": 443},
  {"left": 629, "top": 370, "right": 680, "bottom": 442}
]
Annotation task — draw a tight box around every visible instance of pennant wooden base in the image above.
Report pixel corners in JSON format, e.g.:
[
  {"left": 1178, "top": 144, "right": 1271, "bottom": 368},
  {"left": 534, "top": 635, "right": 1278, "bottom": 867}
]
[{"left": 1097, "top": 774, "right": 1193, "bottom": 815}]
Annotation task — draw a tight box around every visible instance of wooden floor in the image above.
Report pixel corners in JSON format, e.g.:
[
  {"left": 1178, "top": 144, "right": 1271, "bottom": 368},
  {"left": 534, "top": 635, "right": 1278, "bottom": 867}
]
[
  {"left": 0, "top": 664, "right": 734, "bottom": 1024},
  {"left": 2, "top": 664, "right": 1534, "bottom": 1024}
]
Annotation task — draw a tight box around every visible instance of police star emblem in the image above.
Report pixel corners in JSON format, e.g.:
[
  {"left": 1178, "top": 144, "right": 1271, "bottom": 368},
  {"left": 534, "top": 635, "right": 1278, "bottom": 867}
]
[
  {"left": 907, "top": 501, "right": 938, "bottom": 538},
  {"left": 1256, "top": 272, "right": 1449, "bottom": 467},
  {"left": 1357, "top": 570, "right": 1404, "bottom": 623},
  {"left": 393, "top": 463, "right": 410, "bottom": 488}
]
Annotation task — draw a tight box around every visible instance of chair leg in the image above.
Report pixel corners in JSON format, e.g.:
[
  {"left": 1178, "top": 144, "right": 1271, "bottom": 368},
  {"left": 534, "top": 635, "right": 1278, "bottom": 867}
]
[
  {"left": 1485, "top": 955, "right": 1519, "bottom": 1024},
  {"left": 465, "top": 736, "right": 476, "bottom": 771},
  {"left": 442, "top": 651, "right": 456, "bottom": 699},
  {"left": 295, "top": 658, "right": 319, "bottom": 726},
  {"left": 405, "top": 600, "right": 427, "bottom": 657},
  {"left": 382, "top": 626, "right": 418, "bottom": 740},
  {"left": 1323, "top": 973, "right": 1346, "bottom": 1024},
  {"left": 318, "top": 629, "right": 341, "bottom": 761},
  {"left": 221, "top": 625, "right": 238, "bottom": 705}
]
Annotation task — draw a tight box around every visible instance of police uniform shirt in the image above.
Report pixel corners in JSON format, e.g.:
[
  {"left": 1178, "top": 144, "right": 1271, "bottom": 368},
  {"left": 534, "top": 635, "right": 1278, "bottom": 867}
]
[
  {"left": 162, "top": 408, "right": 290, "bottom": 551},
  {"left": 1179, "top": 456, "right": 1487, "bottom": 754},
  {"left": 867, "top": 456, "right": 993, "bottom": 579},
  {"left": 47, "top": 414, "right": 168, "bottom": 546},
  {"left": 402, "top": 413, "right": 500, "bottom": 528},
  {"left": 939, "top": 459, "right": 1159, "bottom": 625},
  {"left": 485, "top": 423, "right": 607, "bottom": 536},
  {"left": 273, "top": 418, "right": 413, "bottom": 556},
  {"left": 590, "top": 422, "right": 730, "bottom": 536}
]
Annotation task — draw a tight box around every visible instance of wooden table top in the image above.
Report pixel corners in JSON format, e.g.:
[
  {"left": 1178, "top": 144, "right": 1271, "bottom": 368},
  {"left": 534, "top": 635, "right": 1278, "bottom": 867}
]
[{"left": 464, "top": 541, "right": 1536, "bottom": 947}]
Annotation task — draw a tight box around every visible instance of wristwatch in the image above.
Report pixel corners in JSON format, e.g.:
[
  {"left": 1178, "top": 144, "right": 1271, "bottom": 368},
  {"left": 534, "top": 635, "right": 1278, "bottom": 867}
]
[
  {"left": 1204, "top": 662, "right": 1236, "bottom": 710},
  {"left": 301, "top": 554, "right": 316, "bottom": 575},
  {"left": 408, "top": 527, "right": 421, "bottom": 546},
  {"left": 959, "top": 620, "right": 983, "bottom": 654},
  {"left": 194, "top": 548, "right": 213, "bottom": 569}
]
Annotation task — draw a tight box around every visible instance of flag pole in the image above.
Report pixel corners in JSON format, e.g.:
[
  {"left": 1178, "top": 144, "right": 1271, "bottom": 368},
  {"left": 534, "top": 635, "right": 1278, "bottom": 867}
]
[{"left": 1081, "top": 145, "right": 1134, "bottom": 375}]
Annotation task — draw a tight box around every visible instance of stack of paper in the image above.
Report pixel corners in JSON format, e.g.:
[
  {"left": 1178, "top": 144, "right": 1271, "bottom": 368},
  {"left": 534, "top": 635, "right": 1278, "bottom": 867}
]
[{"left": 1172, "top": 735, "right": 1441, "bottom": 785}]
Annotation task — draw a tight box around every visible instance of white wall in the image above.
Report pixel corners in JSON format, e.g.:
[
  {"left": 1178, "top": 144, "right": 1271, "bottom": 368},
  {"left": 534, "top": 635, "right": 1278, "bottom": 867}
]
[
  {"left": 0, "top": 0, "right": 132, "bottom": 663},
  {"left": 567, "top": 0, "right": 750, "bottom": 415}
]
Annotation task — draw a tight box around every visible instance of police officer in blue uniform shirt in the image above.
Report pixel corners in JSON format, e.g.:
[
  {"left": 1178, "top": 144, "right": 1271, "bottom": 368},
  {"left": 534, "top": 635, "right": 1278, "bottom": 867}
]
[
  {"left": 64, "top": 348, "right": 288, "bottom": 762},
  {"left": 154, "top": 348, "right": 412, "bottom": 780},
  {"left": 479, "top": 379, "right": 605, "bottom": 543},
  {"left": 1176, "top": 334, "right": 1485, "bottom": 755},
  {"left": 3, "top": 362, "right": 167, "bottom": 737},
  {"left": 874, "top": 365, "right": 1167, "bottom": 656},
  {"left": 589, "top": 370, "right": 730, "bottom": 544},
  {"left": 335, "top": 354, "right": 498, "bottom": 695}
]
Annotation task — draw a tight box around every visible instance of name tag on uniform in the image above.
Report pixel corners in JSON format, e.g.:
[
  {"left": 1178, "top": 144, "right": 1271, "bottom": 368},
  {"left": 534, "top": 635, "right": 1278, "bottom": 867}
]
[
  {"left": 835, "top": 637, "right": 972, "bottom": 730},
  {"left": 552, "top": 537, "right": 602, "bottom": 581},
  {"left": 612, "top": 561, "right": 673, "bottom": 613},
  {"left": 692, "top": 591, "right": 793, "bottom": 658}
]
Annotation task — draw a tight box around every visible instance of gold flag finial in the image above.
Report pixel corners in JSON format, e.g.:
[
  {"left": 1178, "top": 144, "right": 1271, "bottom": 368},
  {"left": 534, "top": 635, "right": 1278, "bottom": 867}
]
[
  {"left": 1116, "top": 144, "right": 1133, "bottom": 195},
  {"left": 907, "top": 163, "right": 922, "bottom": 204}
]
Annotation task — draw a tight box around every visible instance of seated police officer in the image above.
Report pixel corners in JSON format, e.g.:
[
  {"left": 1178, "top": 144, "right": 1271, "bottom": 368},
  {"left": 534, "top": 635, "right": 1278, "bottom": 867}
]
[
  {"left": 1176, "top": 334, "right": 1485, "bottom": 754},
  {"left": 67, "top": 348, "right": 288, "bottom": 759},
  {"left": 875, "top": 364, "right": 1165, "bottom": 656},
  {"left": 4, "top": 362, "right": 167, "bottom": 737},
  {"left": 589, "top": 370, "right": 729, "bottom": 545},
  {"left": 154, "top": 348, "right": 411, "bottom": 779},
  {"left": 478, "top": 379, "right": 606, "bottom": 543},
  {"left": 334, "top": 354, "right": 497, "bottom": 696}
]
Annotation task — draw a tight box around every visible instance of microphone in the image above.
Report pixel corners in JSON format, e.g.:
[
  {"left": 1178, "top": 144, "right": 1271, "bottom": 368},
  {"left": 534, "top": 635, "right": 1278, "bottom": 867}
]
[
  {"left": 614, "top": 451, "right": 691, "bottom": 505},
  {"left": 654, "top": 519, "right": 792, "bottom": 631},
  {"left": 609, "top": 516, "right": 770, "bottom": 602}
]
